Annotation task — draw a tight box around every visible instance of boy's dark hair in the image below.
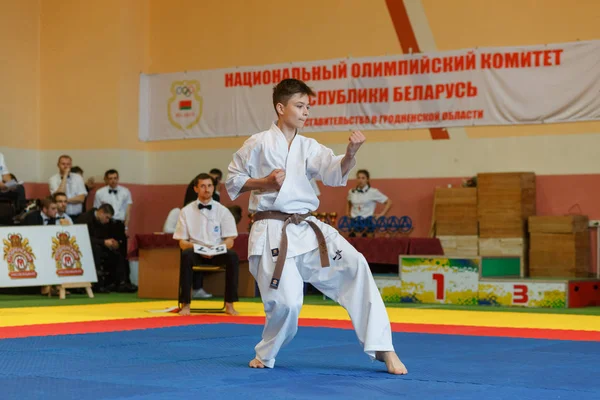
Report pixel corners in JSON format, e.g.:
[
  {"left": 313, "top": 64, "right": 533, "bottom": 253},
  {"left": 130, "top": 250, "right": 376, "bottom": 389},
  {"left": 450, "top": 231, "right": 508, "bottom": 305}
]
[
  {"left": 192, "top": 173, "right": 214, "bottom": 188},
  {"left": 71, "top": 166, "right": 83, "bottom": 174},
  {"left": 104, "top": 169, "right": 119, "bottom": 179},
  {"left": 272, "top": 79, "right": 315, "bottom": 114},
  {"left": 97, "top": 203, "right": 115, "bottom": 216}
]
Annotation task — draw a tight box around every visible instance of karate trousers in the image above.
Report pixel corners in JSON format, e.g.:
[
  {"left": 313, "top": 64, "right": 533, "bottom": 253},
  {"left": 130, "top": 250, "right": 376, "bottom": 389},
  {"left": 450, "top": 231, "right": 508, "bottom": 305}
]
[{"left": 249, "top": 230, "right": 394, "bottom": 368}]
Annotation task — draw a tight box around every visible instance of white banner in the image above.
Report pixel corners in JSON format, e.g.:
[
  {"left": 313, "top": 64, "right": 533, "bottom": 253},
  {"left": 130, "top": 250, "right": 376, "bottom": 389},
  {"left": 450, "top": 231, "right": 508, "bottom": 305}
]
[
  {"left": 139, "top": 40, "right": 600, "bottom": 141},
  {"left": 0, "top": 225, "right": 97, "bottom": 288}
]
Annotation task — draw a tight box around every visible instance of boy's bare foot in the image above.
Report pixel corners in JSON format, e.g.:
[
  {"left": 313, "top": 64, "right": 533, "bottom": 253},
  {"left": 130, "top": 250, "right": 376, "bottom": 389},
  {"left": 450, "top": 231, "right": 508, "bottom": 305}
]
[
  {"left": 225, "top": 302, "right": 239, "bottom": 316},
  {"left": 249, "top": 357, "right": 265, "bottom": 368},
  {"left": 179, "top": 304, "right": 190, "bottom": 316},
  {"left": 375, "top": 351, "right": 408, "bottom": 375}
]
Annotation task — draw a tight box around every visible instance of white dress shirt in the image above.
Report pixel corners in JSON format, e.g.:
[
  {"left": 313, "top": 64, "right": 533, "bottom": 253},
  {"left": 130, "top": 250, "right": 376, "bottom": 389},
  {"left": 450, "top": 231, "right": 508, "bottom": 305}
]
[
  {"left": 49, "top": 173, "right": 88, "bottom": 216},
  {"left": 0, "top": 152, "right": 9, "bottom": 176},
  {"left": 93, "top": 185, "right": 133, "bottom": 221},
  {"left": 173, "top": 199, "right": 237, "bottom": 246},
  {"left": 163, "top": 208, "right": 181, "bottom": 233}
]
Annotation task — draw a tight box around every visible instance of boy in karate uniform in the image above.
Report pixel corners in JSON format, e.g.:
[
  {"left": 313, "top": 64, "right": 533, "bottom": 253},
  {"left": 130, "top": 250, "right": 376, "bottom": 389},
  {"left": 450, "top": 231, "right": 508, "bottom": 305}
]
[{"left": 226, "top": 79, "right": 406, "bottom": 375}]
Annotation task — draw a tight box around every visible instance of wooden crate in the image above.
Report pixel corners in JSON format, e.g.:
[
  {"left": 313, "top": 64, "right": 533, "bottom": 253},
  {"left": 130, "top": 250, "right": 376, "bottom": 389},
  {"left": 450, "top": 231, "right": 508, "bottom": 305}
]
[
  {"left": 529, "top": 231, "right": 590, "bottom": 278},
  {"left": 529, "top": 215, "right": 588, "bottom": 234},
  {"left": 434, "top": 188, "right": 478, "bottom": 235},
  {"left": 438, "top": 235, "right": 479, "bottom": 257},
  {"left": 479, "top": 237, "right": 525, "bottom": 256},
  {"left": 477, "top": 172, "right": 535, "bottom": 239},
  {"left": 479, "top": 237, "right": 526, "bottom": 277},
  {"left": 479, "top": 215, "right": 525, "bottom": 238}
]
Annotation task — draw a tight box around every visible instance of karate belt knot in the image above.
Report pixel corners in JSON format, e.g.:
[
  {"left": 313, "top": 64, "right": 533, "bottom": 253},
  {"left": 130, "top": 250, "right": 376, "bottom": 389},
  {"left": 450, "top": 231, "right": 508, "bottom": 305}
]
[{"left": 253, "top": 211, "right": 330, "bottom": 289}]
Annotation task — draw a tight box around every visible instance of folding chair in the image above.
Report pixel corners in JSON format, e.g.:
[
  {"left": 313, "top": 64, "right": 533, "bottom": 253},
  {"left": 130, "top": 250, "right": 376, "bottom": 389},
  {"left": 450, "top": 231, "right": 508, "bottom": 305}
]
[{"left": 183, "top": 264, "right": 227, "bottom": 313}]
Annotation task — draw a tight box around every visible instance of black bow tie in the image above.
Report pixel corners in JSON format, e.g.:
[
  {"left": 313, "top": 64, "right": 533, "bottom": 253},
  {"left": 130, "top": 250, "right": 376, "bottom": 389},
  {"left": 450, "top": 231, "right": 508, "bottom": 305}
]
[
  {"left": 57, "top": 216, "right": 64, "bottom": 220},
  {"left": 109, "top": 189, "right": 118, "bottom": 194},
  {"left": 198, "top": 203, "right": 212, "bottom": 211}
]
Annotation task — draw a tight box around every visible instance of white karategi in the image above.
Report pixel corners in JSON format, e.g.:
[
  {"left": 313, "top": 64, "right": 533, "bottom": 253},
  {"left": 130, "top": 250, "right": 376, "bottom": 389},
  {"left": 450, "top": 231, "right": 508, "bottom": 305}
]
[{"left": 226, "top": 122, "right": 394, "bottom": 368}]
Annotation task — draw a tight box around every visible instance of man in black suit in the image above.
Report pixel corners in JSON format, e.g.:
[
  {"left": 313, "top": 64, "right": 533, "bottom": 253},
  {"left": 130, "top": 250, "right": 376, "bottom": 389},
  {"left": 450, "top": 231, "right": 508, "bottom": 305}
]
[
  {"left": 76, "top": 204, "right": 137, "bottom": 293},
  {"left": 22, "top": 196, "right": 58, "bottom": 226}
]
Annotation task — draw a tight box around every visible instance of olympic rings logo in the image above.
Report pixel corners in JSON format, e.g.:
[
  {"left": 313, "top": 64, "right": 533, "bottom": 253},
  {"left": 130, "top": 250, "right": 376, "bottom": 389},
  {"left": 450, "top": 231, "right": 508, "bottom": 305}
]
[{"left": 176, "top": 85, "right": 195, "bottom": 96}]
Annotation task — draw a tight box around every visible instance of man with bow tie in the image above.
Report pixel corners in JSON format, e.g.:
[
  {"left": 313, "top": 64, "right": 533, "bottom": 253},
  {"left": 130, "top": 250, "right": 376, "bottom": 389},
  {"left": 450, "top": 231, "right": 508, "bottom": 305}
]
[
  {"left": 22, "top": 196, "right": 58, "bottom": 226},
  {"left": 93, "top": 169, "right": 133, "bottom": 231},
  {"left": 52, "top": 192, "right": 73, "bottom": 225},
  {"left": 173, "top": 173, "right": 239, "bottom": 316}
]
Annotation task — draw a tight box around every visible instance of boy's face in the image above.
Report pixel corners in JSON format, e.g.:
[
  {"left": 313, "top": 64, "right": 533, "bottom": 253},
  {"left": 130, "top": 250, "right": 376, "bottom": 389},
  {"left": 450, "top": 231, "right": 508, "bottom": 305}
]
[{"left": 277, "top": 93, "right": 310, "bottom": 130}]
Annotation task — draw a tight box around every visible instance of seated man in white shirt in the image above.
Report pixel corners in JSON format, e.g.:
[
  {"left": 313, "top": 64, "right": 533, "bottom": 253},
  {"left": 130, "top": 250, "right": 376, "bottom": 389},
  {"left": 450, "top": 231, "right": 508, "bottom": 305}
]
[
  {"left": 48, "top": 155, "right": 88, "bottom": 220},
  {"left": 173, "top": 173, "right": 239, "bottom": 316},
  {"left": 0, "top": 152, "right": 12, "bottom": 191},
  {"left": 52, "top": 192, "right": 73, "bottom": 225}
]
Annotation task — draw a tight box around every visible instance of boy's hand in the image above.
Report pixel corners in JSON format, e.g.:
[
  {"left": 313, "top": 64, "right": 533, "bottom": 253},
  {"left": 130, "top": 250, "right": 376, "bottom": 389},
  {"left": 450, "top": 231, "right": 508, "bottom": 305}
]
[
  {"left": 346, "top": 130, "right": 366, "bottom": 158},
  {"left": 266, "top": 169, "right": 286, "bottom": 190}
]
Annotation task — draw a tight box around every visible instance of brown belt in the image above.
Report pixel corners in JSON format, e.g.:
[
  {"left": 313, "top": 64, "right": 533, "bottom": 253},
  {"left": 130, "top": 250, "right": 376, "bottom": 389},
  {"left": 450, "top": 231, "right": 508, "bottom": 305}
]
[{"left": 253, "top": 211, "right": 330, "bottom": 289}]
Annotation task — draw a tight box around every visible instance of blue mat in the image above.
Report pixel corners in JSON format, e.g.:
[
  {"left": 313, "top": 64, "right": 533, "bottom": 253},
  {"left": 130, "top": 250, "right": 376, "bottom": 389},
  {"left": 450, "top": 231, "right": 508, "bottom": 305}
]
[{"left": 0, "top": 324, "right": 598, "bottom": 399}]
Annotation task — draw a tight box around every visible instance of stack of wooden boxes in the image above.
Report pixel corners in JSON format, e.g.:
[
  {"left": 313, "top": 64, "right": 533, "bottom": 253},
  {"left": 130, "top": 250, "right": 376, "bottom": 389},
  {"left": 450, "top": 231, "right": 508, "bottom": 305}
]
[
  {"left": 477, "top": 172, "right": 536, "bottom": 276},
  {"left": 528, "top": 216, "right": 590, "bottom": 278},
  {"left": 434, "top": 188, "right": 478, "bottom": 256}
]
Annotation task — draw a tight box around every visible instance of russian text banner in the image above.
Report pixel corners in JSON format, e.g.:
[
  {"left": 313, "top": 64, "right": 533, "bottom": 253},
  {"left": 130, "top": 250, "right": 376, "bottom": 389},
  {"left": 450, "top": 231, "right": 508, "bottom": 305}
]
[{"left": 139, "top": 40, "right": 600, "bottom": 141}]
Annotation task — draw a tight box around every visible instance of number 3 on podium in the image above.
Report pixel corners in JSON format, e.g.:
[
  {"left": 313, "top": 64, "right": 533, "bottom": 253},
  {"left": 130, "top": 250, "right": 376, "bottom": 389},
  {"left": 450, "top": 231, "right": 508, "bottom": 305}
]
[
  {"left": 432, "top": 273, "right": 445, "bottom": 301},
  {"left": 513, "top": 284, "right": 529, "bottom": 304}
]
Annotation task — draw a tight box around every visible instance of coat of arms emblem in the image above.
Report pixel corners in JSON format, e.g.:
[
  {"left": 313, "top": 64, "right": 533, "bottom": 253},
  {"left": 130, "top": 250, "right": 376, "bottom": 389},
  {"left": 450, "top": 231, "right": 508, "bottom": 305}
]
[
  {"left": 3, "top": 233, "right": 37, "bottom": 279},
  {"left": 52, "top": 231, "right": 83, "bottom": 276}
]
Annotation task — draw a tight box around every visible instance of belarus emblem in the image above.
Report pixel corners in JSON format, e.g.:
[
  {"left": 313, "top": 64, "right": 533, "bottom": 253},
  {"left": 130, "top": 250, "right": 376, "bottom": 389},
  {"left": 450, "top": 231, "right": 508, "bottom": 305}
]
[
  {"left": 167, "top": 80, "right": 203, "bottom": 131},
  {"left": 3, "top": 233, "right": 37, "bottom": 279},
  {"left": 52, "top": 231, "right": 83, "bottom": 276}
]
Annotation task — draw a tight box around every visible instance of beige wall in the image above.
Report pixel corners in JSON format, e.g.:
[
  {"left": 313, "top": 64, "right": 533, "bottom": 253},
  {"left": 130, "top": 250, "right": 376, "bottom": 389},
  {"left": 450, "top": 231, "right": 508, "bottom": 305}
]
[
  {"left": 0, "top": 0, "right": 40, "bottom": 150},
  {"left": 1, "top": 0, "right": 599, "bottom": 185}
]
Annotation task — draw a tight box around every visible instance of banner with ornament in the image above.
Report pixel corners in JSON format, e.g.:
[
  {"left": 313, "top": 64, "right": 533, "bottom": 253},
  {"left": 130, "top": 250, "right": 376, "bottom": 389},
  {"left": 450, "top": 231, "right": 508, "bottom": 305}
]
[{"left": 0, "top": 225, "right": 97, "bottom": 288}]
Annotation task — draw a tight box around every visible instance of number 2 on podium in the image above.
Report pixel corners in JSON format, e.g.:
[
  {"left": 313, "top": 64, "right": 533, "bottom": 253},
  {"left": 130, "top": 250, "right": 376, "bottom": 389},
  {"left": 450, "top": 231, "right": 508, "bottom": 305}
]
[{"left": 432, "top": 273, "right": 445, "bottom": 300}]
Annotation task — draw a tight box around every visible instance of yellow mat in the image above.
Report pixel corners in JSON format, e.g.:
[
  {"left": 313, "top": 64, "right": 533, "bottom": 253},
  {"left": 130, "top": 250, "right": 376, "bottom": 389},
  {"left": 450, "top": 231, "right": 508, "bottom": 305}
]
[{"left": 1, "top": 300, "right": 599, "bottom": 331}]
